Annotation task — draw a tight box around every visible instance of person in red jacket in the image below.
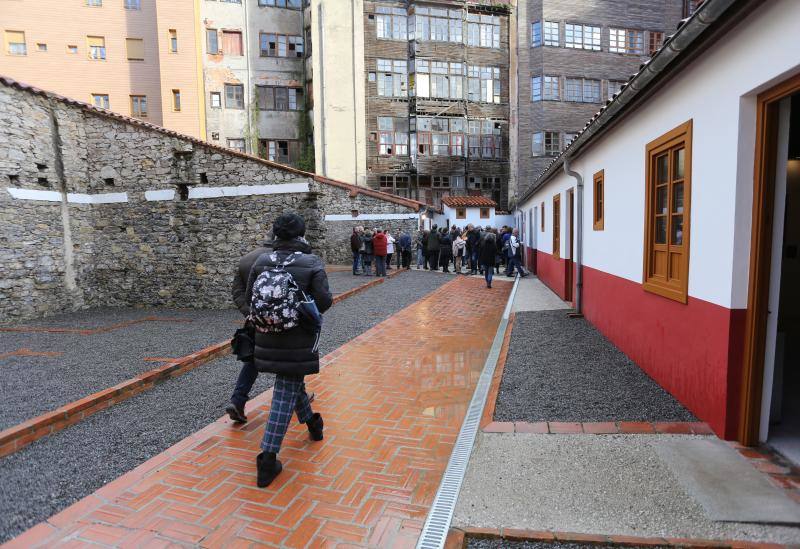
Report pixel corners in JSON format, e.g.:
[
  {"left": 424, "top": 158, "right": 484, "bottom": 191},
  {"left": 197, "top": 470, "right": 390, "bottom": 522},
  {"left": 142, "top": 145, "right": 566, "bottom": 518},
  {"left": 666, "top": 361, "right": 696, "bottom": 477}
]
[{"left": 372, "top": 229, "right": 388, "bottom": 277}]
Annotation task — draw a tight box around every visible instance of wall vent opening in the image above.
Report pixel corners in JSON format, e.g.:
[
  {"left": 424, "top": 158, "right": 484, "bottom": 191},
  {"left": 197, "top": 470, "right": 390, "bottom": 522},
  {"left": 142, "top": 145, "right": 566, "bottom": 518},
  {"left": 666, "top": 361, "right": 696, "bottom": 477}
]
[
  {"left": 9, "top": 174, "right": 19, "bottom": 184},
  {"left": 177, "top": 184, "right": 189, "bottom": 201},
  {"left": 38, "top": 177, "right": 50, "bottom": 187},
  {"left": 200, "top": 172, "right": 209, "bottom": 184},
  {"left": 36, "top": 163, "right": 47, "bottom": 171},
  {"left": 104, "top": 177, "right": 115, "bottom": 187}
]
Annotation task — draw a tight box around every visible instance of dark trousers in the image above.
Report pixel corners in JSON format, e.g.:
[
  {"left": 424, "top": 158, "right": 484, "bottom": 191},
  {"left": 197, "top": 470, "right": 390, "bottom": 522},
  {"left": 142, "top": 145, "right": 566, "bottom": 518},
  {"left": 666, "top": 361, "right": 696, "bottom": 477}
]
[
  {"left": 440, "top": 254, "right": 451, "bottom": 273},
  {"left": 231, "top": 359, "right": 258, "bottom": 408},
  {"left": 386, "top": 253, "right": 393, "bottom": 269},
  {"left": 427, "top": 250, "right": 439, "bottom": 270},
  {"left": 470, "top": 249, "right": 479, "bottom": 273},
  {"left": 508, "top": 256, "right": 525, "bottom": 276},
  {"left": 375, "top": 255, "right": 387, "bottom": 276},
  {"left": 352, "top": 250, "right": 361, "bottom": 274},
  {"left": 401, "top": 250, "right": 411, "bottom": 269}
]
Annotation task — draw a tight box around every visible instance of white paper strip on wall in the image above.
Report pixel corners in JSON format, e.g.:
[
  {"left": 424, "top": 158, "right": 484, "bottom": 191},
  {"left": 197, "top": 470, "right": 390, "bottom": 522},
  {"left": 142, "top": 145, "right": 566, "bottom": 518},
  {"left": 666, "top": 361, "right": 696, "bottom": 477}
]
[
  {"left": 67, "top": 192, "right": 128, "bottom": 204},
  {"left": 324, "top": 213, "right": 420, "bottom": 221},
  {"left": 6, "top": 187, "right": 63, "bottom": 202},
  {"left": 187, "top": 182, "right": 310, "bottom": 199},
  {"left": 145, "top": 189, "right": 176, "bottom": 201}
]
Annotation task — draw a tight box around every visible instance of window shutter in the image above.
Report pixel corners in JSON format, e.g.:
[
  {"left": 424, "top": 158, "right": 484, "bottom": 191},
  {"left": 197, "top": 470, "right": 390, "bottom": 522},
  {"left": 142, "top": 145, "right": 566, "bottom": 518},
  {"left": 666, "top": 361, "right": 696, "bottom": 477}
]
[
  {"left": 6, "top": 30, "right": 25, "bottom": 43},
  {"left": 126, "top": 38, "right": 144, "bottom": 60},
  {"left": 88, "top": 36, "right": 105, "bottom": 48},
  {"left": 222, "top": 31, "right": 243, "bottom": 55}
]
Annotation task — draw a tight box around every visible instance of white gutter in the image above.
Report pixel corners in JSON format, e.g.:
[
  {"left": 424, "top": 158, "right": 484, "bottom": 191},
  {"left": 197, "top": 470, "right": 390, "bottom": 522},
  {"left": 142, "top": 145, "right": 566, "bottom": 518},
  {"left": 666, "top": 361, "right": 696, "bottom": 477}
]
[{"left": 563, "top": 155, "right": 583, "bottom": 315}]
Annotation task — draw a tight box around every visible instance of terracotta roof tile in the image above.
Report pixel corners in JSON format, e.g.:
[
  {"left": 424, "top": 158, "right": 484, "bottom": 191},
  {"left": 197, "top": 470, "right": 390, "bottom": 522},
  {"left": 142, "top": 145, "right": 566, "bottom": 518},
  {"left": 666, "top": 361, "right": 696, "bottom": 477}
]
[{"left": 440, "top": 196, "right": 497, "bottom": 208}]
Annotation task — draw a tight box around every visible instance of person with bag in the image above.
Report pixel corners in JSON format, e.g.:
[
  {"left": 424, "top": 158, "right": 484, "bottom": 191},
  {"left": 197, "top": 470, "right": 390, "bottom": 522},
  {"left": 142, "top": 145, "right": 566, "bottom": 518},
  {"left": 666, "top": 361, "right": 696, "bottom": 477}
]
[
  {"left": 426, "top": 224, "right": 440, "bottom": 271},
  {"left": 398, "top": 230, "right": 412, "bottom": 270},
  {"left": 372, "top": 228, "right": 388, "bottom": 276},
  {"left": 236, "top": 213, "right": 333, "bottom": 488},
  {"left": 361, "top": 229, "right": 374, "bottom": 276},
  {"left": 452, "top": 229, "right": 466, "bottom": 274},
  {"left": 480, "top": 230, "right": 499, "bottom": 288}
]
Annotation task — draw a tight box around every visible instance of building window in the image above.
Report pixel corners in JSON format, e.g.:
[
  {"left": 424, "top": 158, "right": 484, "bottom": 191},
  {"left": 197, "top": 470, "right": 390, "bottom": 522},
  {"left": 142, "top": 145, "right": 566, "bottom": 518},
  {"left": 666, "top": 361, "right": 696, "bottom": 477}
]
[
  {"left": 610, "top": 28, "right": 644, "bottom": 54},
  {"left": 563, "top": 132, "right": 578, "bottom": 150},
  {"left": 532, "top": 133, "right": 543, "bottom": 156},
  {"left": 456, "top": 207, "right": 466, "bottom": 219},
  {"left": 531, "top": 76, "right": 541, "bottom": 101},
  {"left": 480, "top": 207, "right": 490, "bottom": 219},
  {"left": 0, "top": 31, "right": 21, "bottom": 56},
  {"left": 543, "top": 21, "right": 559, "bottom": 46},
  {"left": 67, "top": 44, "right": 78, "bottom": 54},
  {"left": 467, "top": 13, "right": 500, "bottom": 48},
  {"left": 466, "top": 119, "right": 502, "bottom": 159},
  {"left": 210, "top": 92, "right": 221, "bottom": 108},
  {"left": 648, "top": 31, "right": 664, "bottom": 55},
  {"left": 259, "top": 33, "right": 303, "bottom": 58},
  {"left": 126, "top": 38, "right": 144, "bottom": 61},
  {"left": 130, "top": 95, "right": 147, "bottom": 118},
  {"left": 256, "top": 86, "right": 303, "bottom": 111},
  {"left": 86, "top": 0, "right": 102, "bottom": 6},
  {"left": 376, "top": 6, "right": 407, "bottom": 41},
  {"left": 565, "top": 23, "right": 600, "bottom": 50},
  {"left": 124, "top": 0, "right": 140, "bottom": 9},
  {"left": 172, "top": 89, "right": 181, "bottom": 111},
  {"left": 259, "top": 139, "right": 301, "bottom": 165},
  {"left": 593, "top": 169, "right": 604, "bottom": 230},
  {"left": 643, "top": 120, "right": 692, "bottom": 303},
  {"left": 467, "top": 66, "right": 500, "bottom": 103},
  {"left": 552, "top": 194, "right": 561, "bottom": 259},
  {"left": 532, "top": 131, "right": 559, "bottom": 156},
  {"left": 227, "top": 138, "right": 245, "bottom": 153},
  {"left": 376, "top": 59, "right": 407, "bottom": 97},
  {"left": 531, "top": 20, "right": 541, "bottom": 47},
  {"left": 542, "top": 75, "right": 559, "bottom": 101},
  {"left": 565, "top": 77, "right": 600, "bottom": 103},
  {"left": 377, "top": 117, "right": 409, "bottom": 156},
  {"left": 607, "top": 80, "right": 625, "bottom": 100},
  {"left": 258, "top": 0, "right": 303, "bottom": 7},
  {"left": 169, "top": 29, "right": 178, "bottom": 53},
  {"left": 222, "top": 31, "right": 243, "bottom": 56},
  {"left": 87, "top": 36, "right": 106, "bottom": 59},
  {"left": 207, "top": 29, "right": 219, "bottom": 54},
  {"left": 225, "top": 84, "right": 244, "bottom": 109},
  {"left": 92, "top": 94, "right": 110, "bottom": 109},
  {"left": 378, "top": 175, "right": 411, "bottom": 198},
  {"left": 413, "top": 7, "right": 462, "bottom": 43},
  {"left": 36, "top": 43, "right": 47, "bottom": 52},
  {"left": 413, "top": 60, "right": 464, "bottom": 100},
  {"left": 541, "top": 201, "right": 545, "bottom": 231}
]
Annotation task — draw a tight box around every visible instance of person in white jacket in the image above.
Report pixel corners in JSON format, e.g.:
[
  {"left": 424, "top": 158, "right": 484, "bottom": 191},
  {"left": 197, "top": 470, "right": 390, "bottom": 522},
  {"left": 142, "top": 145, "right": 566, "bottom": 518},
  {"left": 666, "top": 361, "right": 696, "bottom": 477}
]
[
  {"left": 385, "top": 232, "right": 396, "bottom": 270},
  {"left": 506, "top": 228, "right": 527, "bottom": 278},
  {"left": 452, "top": 231, "right": 466, "bottom": 274}
]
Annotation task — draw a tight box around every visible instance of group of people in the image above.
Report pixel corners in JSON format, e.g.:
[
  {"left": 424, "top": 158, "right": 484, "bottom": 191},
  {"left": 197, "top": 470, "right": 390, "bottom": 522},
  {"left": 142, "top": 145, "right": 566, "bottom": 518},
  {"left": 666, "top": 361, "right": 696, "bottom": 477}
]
[
  {"left": 415, "top": 224, "right": 527, "bottom": 288},
  {"left": 349, "top": 226, "right": 413, "bottom": 276}
]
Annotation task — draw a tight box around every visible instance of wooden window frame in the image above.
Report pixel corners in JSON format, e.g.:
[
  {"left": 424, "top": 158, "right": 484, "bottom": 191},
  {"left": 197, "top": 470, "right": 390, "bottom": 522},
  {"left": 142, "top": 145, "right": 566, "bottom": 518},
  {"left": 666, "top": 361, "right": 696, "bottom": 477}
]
[
  {"left": 129, "top": 95, "right": 147, "bottom": 118},
  {"left": 642, "top": 120, "right": 692, "bottom": 303},
  {"left": 552, "top": 194, "right": 561, "bottom": 259},
  {"left": 593, "top": 169, "right": 604, "bottom": 230},
  {"left": 479, "top": 207, "right": 490, "bottom": 219},
  {"left": 456, "top": 207, "right": 466, "bottom": 220}
]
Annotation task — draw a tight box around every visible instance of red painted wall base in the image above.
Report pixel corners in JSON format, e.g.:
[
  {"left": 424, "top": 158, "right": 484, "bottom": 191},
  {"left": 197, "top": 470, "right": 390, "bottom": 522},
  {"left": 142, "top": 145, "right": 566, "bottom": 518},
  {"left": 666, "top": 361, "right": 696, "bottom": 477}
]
[{"left": 536, "top": 250, "right": 568, "bottom": 300}]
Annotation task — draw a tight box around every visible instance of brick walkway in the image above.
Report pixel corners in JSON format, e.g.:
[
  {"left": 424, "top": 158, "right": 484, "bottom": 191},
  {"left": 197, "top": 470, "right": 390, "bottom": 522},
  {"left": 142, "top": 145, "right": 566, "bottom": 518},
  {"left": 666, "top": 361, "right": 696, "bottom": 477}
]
[{"left": 8, "top": 277, "right": 512, "bottom": 548}]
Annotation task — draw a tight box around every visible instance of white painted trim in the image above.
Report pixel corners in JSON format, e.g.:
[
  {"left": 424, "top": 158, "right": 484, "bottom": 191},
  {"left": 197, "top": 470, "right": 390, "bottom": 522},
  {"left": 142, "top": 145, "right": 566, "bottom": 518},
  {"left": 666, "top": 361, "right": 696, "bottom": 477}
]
[
  {"left": 145, "top": 189, "right": 176, "bottom": 201},
  {"left": 67, "top": 192, "right": 128, "bottom": 204},
  {"left": 6, "top": 188, "right": 62, "bottom": 202},
  {"left": 324, "top": 213, "right": 419, "bottom": 221},
  {"left": 187, "top": 182, "right": 310, "bottom": 199}
]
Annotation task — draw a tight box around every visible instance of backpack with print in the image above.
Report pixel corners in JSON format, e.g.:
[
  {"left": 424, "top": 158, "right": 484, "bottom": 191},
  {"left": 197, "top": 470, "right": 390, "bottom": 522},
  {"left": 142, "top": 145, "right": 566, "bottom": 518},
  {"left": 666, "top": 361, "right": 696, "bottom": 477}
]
[{"left": 248, "top": 252, "right": 303, "bottom": 333}]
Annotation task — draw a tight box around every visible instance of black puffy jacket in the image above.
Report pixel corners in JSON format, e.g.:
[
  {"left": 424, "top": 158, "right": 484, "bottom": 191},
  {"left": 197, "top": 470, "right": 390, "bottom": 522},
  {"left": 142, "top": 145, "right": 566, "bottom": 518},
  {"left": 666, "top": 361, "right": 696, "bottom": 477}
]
[{"left": 234, "top": 238, "right": 333, "bottom": 377}]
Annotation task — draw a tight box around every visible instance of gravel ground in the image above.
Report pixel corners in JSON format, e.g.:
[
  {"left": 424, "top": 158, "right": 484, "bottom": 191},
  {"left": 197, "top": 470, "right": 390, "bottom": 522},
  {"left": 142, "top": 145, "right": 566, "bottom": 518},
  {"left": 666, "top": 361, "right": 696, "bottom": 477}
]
[
  {"left": 467, "top": 540, "right": 661, "bottom": 549},
  {"left": 0, "top": 270, "right": 449, "bottom": 542},
  {"left": 495, "top": 310, "right": 695, "bottom": 422},
  {"left": 325, "top": 270, "right": 373, "bottom": 294}
]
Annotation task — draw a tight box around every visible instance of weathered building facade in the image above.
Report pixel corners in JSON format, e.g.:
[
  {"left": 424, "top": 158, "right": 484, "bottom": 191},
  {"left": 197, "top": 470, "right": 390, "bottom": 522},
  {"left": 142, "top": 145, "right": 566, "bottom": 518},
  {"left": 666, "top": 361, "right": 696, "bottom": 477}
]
[{"left": 514, "top": 0, "right": 686, "bottom": 198}]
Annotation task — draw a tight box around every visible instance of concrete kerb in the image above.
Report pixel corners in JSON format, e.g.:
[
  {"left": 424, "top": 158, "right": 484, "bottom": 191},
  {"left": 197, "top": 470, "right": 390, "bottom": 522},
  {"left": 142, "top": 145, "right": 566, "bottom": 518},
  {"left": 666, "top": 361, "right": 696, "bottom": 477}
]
[
  {"left": 481, "top": 420, "right": 716, "bottom": 436},
  {"left": 447, "top": 527, "right": 797, "bottom": 548},
  {"left": 0, "top": 270, "right": 407, "bottom": 459}
]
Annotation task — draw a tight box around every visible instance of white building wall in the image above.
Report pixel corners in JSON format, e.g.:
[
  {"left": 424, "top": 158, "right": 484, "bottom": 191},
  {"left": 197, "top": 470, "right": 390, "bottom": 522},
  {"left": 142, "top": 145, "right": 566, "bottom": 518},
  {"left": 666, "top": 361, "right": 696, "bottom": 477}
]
[{"left": 519, "top": 0, "right": 800, "bottom": 310}]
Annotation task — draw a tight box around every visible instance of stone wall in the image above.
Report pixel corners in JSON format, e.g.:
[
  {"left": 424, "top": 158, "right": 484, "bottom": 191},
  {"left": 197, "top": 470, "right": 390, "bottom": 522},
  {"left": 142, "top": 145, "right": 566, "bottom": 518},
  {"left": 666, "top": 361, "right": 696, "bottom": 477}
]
[{"left": 0, "top": 77, "right": 420, "bottom": 322}]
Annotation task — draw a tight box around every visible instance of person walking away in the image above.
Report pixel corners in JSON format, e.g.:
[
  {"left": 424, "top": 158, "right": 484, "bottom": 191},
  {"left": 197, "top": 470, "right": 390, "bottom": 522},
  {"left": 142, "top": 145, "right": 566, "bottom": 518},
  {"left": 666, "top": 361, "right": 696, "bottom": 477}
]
[
  {"left": 500, "top": 227, "right": 512, "bottom": 274},
  {"left": 507, "top": 228, "right": 527, "bottom": 277},
  {"left": 480, "top": 231, "right": 498, "bottom": 288},
  {"left": 362, "top": 229, "right": 374, "bottom": 276},
  {"left": 399, "top": 230, "right": 412, "bottom": 269},
  {"left": 439, "top": 228, "right": 453, "bottom": 273},
  {"left": 494, "top": 229, "right": 503, "bottom": 274},
  {"left": 239, "top": 213, "right": 333, "bottom": 487},
  {"left": 385, "top": 230, "right": 396, "bottom": 270},
  {"left": 350, "top": 226, "right": 363, "bottom": 275},
  {"left": 427, "top": 224, "right": 440, "bottom": 271},
  {"left": 467, "top": 225, "right": 481, "bottom": 275},
  {"left": 373, "top": 228, "right": 388, "bottom": 276},
  {"left": 452, "top": 230, "right": 466, "bottom": 274},
  {"left": 417, "top": 230, "right": 427, "bottom": 269}
]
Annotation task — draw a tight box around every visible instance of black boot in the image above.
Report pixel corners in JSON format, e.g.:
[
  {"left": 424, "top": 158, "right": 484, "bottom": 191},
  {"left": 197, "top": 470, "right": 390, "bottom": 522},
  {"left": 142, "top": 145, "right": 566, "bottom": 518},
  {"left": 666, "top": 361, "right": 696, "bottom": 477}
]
[
  {"left": 225, "top": 402, "right": 247, "bottom": 423},
  {"left": 256, "top": 451, "right": 282, "bottom": 488},
  {"left": 307, "top": 413, "right": 324, "bottom": 441}
]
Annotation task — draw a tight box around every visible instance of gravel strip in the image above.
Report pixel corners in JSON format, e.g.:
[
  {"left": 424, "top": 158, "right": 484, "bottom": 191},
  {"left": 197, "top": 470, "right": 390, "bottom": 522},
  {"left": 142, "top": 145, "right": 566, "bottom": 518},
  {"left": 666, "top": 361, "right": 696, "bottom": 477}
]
[
  {"left": 467, "top": 540, "right": 662, "bottom": 549},
  {"left": 325, "top": 270, "right": 374, "bottom": 294},
  {"left": 495, "top": 310, "right": 695, "bottom": 422},
  {"left": 0, "top": 270, "right": 449, "bottom": 542}
]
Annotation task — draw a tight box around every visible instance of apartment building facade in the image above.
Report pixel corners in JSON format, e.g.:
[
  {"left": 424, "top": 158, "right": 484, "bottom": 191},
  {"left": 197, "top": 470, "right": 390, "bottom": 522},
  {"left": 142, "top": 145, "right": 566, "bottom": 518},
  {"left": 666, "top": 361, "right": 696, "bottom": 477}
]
[
  {"left": 0, "top": 0, "right": 203, "bottom": 138},
  {"left": 514, "top": 0, "right": 686, "bottom": 198}
]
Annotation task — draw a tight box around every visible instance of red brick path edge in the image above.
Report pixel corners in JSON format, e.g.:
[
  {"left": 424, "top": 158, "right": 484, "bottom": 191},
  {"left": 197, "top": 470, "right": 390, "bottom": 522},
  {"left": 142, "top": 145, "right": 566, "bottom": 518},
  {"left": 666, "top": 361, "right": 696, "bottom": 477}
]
[
  {"left": 0, "top": 271, "right": 405, "bottom": 459},
  {"left": 482, "top": 420, "right": 716, "bottom": 435},
  {"left": 447, "top": 527, "right": 793, "bottom": 548}
]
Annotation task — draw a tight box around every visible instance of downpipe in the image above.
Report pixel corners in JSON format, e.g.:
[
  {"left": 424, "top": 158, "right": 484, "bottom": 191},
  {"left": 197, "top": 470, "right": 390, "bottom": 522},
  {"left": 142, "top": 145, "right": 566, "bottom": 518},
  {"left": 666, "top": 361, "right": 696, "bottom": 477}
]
[{"left": 564, "top": 155, "right": 584, "bottom": 317}]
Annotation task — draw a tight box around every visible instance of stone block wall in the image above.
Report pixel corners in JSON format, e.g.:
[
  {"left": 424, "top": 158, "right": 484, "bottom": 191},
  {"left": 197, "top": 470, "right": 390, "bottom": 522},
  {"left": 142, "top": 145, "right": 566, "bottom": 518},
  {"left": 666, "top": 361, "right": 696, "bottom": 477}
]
[{"left": 0, "top": 78, "right": 420, "bottom": 322}]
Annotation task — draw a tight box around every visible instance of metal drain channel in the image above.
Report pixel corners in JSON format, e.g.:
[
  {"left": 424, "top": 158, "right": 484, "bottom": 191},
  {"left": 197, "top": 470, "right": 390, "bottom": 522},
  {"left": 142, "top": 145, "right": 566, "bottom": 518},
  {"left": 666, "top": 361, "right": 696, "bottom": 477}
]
[{"left": 416, "top": 276, "right": 521, "bottom": 549}]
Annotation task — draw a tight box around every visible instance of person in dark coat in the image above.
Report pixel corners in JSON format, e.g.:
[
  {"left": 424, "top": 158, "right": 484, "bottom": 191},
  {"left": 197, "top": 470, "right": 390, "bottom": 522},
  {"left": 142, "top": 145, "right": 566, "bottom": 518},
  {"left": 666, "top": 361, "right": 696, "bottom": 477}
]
[
  {"left": 479, "top": 231, "right": 499, "bottom": 288},
  {"left": 398, "top": 230, "right": 412, "bottom": 269},
  {"left": 350, "top": 226, "right": 363, "bottom": 275},
  {"left": 361, "top": 229, "right": 374, "bottom": 276},
  {"left": 237, "top": 213, "right": 333, "bottom": 488},
  {"left": 426, "top": 224, "right": 440, "bottom": 270},
  {"left": 466, "top": 224, "right": 481, "bottom": 275},
  {"left": 438, "top": 228, "right": 453, "bottom": 273}
]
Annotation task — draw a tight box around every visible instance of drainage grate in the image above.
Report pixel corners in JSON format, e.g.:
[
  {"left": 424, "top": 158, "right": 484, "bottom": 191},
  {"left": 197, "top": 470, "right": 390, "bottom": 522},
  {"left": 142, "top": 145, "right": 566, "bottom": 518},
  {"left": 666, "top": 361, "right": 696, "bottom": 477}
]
[{"left": 416, "top": 276, "right": 520, "bottom": 549}]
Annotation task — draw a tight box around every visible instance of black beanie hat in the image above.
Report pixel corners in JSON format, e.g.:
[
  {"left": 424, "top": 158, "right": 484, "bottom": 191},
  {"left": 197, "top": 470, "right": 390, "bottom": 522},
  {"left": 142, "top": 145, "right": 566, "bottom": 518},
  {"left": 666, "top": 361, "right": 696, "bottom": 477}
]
[{"left": 273, "top": 213, "right": 306, "bottom": 240}]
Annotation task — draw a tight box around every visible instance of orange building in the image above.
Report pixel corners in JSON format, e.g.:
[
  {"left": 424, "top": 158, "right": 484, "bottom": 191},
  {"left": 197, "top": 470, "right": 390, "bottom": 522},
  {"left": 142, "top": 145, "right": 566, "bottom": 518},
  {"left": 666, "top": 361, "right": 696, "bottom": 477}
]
[{"left": 0, "top": 0, "right": 204, "bottom": 138}]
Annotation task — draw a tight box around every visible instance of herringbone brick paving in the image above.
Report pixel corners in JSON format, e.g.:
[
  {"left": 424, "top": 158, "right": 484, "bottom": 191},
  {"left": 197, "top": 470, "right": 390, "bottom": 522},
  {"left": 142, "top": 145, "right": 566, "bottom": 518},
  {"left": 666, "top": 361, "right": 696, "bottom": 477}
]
[{"left": 6, "top": 276, "right": 511, "bottom": 548}]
